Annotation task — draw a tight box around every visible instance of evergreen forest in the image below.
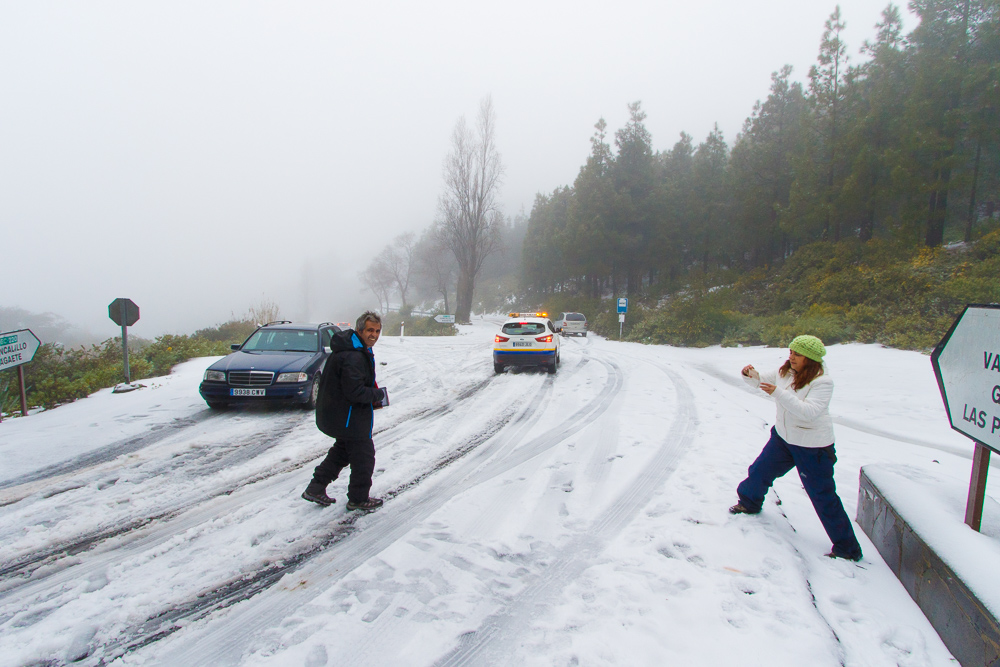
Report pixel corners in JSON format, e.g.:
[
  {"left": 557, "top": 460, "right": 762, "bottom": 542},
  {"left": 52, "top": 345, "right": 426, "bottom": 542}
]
[{"left": 521, "top": 2, "right": 1000, "bottom": 349}]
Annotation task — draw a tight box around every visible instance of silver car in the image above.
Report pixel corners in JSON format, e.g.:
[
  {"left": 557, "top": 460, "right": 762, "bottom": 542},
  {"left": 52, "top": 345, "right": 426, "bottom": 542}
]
[{"left": 555, "top": 312, "right": 587, "bottom": 337}]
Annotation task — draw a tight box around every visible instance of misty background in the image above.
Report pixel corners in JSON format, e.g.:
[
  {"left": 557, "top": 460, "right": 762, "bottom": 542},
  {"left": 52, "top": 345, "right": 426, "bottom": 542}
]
[{"left": 2, "top": 0, "right": 907, "bottom": 343}]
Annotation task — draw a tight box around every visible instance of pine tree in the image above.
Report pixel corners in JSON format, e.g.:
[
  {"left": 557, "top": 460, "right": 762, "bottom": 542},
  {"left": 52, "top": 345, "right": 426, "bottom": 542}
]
[
  {"left": 730, "top": 66, "right": 808, "bottom": 267},
  {"left": 611, "top": 102, "right": 656, "bottom": 294},
  {"left": 691, "top": 125, "right": 730, "bottom": 270},
  {"left": 808, "top": 6, "right": 851, "bottom": 241}
]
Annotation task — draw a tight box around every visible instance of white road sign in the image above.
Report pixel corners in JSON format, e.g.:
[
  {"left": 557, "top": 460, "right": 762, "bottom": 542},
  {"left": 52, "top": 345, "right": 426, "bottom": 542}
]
[
  {"left": 0, "top": 329, "right": 41, "bottom": 372},
  {"left": 932, "top": 305, "right": 1000, "bottom": 452},
  {"left": 434, "top": 314, "right": 456, "bottom": 324}
]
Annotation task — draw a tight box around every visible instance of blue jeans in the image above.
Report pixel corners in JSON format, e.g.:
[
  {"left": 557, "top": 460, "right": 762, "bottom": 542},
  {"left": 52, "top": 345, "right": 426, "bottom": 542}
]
[{"left": 737, "top": 428, "right": 862, "bottom": 559}]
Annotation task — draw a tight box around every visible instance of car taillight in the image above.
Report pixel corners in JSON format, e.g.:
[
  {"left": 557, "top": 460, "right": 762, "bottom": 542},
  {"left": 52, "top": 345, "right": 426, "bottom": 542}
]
[
  {"left": 535, "top": 335, "right": 553, "bottom": 343},
  {"left": 495, "top": 335, "right": 510, "bottom": 342}
]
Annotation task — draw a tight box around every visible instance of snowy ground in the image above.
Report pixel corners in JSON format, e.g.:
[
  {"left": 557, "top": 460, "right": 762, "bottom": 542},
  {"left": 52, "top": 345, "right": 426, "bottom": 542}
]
[{"left": 0, "top": 320, "right": 989, "bottom": 666}]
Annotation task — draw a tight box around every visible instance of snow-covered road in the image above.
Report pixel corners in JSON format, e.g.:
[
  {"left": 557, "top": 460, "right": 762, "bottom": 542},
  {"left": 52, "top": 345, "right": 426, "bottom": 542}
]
[{"left": 0, "top": 322, "right": 983, "bottom": 665}]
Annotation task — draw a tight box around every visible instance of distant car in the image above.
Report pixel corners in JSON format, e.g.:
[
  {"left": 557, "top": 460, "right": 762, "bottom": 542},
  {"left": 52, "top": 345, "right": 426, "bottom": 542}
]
[
  {"left": 493, "top": 312, "right": 561, "bottom": 374},
  {"left": 198, "top": 321, "right": 340, "bottom": 410},
  {"left": 555, "top": 312, "right": 587, "bottom": 337}
]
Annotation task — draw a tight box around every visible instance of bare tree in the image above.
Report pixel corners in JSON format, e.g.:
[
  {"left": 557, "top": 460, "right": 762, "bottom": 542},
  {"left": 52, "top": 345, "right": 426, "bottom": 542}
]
[
  {"left": 387, "top": 232, "right": 416, "bottom": 309},
  {"left": 361, "top": 249, "right": 394, "bottom": 314},
  {"left": 437, "top": 96, "right": 505, "bottom": 323},
  {"left": 414, "top": 229, "right": 457, "bottom": 313}
]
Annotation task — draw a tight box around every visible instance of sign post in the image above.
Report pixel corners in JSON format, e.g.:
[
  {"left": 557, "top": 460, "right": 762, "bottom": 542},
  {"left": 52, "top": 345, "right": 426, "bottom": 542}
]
[
  {"left": 930, "top": 304, "right": 1000, "bottom": 531},
  {"left": 108, "top": 298, "right": 140, "bottom": 384},
  {"left": 0, "top": 329, "right": 41, "bottom": 421},
  {"left": 617, "top": 298, "right": 628, "bottom": 340}
]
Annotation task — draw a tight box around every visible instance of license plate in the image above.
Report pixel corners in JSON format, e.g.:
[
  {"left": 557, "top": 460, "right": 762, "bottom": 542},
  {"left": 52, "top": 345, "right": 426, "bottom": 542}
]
[
  {"left": 231, "top": 388, "right": 265, "bottom": 397},
  {"left": 512, "top": 342, "right": 531, "bottom": 347}
]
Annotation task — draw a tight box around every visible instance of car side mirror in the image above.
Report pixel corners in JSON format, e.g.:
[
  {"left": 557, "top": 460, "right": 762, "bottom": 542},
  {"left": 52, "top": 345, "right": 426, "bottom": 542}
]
[{"left": 231, "top": 343, "right": 241, "bottom": 351}]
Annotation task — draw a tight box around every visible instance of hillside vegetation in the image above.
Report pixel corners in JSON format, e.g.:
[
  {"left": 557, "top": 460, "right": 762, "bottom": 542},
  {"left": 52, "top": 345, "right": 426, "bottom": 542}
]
[
  {"left": 0, "top": 319, "right": 258, "bottom": 418},
  {"left": 542, "top": 231, "right": 999, "bottom": 349}
]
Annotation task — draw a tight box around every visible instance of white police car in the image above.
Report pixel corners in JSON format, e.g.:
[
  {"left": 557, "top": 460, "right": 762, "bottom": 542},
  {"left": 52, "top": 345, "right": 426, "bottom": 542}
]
[{"left": 493, "top": 312, "right": 560, "bottom": 374}]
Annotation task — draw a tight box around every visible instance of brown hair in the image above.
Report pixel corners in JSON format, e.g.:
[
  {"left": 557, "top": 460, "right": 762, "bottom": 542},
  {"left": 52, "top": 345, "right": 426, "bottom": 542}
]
[{"left": 779, "top": 357, "right": 824, "bottom": 390}]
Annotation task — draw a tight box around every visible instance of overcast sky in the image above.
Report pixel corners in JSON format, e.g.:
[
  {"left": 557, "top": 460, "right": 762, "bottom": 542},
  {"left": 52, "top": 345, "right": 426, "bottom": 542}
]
[{"left": 2, "top": 0, "right": 911, "bottom": 340}]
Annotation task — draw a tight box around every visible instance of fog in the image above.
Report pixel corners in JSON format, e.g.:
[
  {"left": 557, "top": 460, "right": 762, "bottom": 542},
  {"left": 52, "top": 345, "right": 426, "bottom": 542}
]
[{"left": 2, "top": 0, "right": 907, "bottom": 342}]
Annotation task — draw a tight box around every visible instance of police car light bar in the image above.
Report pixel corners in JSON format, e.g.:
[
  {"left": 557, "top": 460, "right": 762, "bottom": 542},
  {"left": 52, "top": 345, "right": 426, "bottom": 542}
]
[{"left": 508, "top": 312, "right": 548, "bottom": 318}]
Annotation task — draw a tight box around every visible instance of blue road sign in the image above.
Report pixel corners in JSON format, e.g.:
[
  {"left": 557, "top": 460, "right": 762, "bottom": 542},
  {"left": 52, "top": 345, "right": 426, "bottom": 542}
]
[{"left": 617, "top": 298, "right": 628, "bottom": 314}]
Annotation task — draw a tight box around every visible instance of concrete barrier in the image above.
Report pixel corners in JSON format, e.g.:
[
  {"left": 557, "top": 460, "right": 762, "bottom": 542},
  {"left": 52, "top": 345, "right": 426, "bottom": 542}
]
[{"left": 858, "top": 466, "right": 1000, "bottom": 667}]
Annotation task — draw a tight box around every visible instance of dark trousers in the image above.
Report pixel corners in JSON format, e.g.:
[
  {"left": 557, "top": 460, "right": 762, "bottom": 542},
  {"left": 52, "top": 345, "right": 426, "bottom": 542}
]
[
  {"left": 311, "top": 438, "right": 375, "bottom": 503},
  {"left": 737, "top": 427, "right": 862, "bottom": 559}
]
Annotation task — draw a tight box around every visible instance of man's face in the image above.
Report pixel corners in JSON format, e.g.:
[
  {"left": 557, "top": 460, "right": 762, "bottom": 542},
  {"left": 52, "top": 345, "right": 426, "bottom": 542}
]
[{"left": 360, "top": 320, "right": 382, "bottom": 348}]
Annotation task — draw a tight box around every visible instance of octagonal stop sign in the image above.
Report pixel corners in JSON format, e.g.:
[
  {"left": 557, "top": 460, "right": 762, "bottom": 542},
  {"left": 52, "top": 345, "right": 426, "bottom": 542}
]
[
  {"left": 931, "top": 303, "right": 1000, "bottom": 530},
  {"left": 109, "top": 298, "right": 140, "bottom": 327}
]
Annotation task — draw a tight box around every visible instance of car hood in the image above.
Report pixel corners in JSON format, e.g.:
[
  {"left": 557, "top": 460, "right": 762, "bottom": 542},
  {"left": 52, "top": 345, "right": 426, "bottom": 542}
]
[{"left": 207, "top": 350, "right": 319, "bottom": 374}]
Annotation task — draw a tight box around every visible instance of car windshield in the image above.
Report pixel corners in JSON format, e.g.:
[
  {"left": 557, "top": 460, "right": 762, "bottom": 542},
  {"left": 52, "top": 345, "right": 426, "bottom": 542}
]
[
  {"left": 566, "top": 313, "right": 586, "bottom": 321},
  {"left": 242, "top": 329, "right": 319, "bottom": 352},
  {"left": 502, "top": 322, "right": 546, "bottom": 336}
]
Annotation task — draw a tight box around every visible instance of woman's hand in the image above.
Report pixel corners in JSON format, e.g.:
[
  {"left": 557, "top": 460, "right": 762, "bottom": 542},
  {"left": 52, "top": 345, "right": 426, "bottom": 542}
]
[
  {"left": 759, "top": 382, "right": 776, "bottom": 395},
  {"left": 741, "top": 364, "right": 756, "bottom": 377}
]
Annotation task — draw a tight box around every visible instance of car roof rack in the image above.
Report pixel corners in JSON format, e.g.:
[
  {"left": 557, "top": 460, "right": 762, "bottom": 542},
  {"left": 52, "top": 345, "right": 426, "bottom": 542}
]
[{"left": 262, "top": 320, "right": 293, "bottom": 326}]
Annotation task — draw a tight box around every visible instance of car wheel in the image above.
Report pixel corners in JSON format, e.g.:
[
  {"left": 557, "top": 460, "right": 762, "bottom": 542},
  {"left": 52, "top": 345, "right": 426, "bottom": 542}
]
[
  {"left": 206, "top": 401, "right": 228, "bottom": 410},
  {"left": 547, "top": 357, "right": 558, "bottom": 374},
  {"left": 304, "top": 373, "right": 320, "bottom": 409},
  {"left": 494, "top": 363, "right": 505, "bottom": 374}
]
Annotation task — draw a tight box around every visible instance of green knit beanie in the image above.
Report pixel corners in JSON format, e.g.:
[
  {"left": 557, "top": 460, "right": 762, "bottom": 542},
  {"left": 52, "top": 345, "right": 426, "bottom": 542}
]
[{"left": 789, "top": 335, "right": 826, "bottom": 362}]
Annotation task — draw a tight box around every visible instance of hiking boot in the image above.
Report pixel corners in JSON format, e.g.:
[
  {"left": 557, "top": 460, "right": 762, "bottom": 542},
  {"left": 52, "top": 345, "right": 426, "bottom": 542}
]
[
  {"left": 346, "top": 497, "right": 384, "bottom": 511},
  {"left": 728, "top": 503, "right": 760, "bottom": 515},
  {"left": 825, "top": 550, "right": 862, "bottom": 562},
  {"left": 302, "top": 484, "right": 335, "bottom": 507}
]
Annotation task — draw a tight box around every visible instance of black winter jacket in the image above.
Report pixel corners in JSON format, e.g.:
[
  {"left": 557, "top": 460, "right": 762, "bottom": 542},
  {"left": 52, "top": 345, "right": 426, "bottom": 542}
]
[{"left": 315, "top": 329, "right": 384, "bottom": 439}]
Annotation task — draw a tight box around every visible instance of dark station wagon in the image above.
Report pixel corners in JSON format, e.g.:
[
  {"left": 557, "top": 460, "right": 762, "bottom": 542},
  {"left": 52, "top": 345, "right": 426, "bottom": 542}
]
[{"left": 198, "top": 321, "right": 340, "bottom": 410}]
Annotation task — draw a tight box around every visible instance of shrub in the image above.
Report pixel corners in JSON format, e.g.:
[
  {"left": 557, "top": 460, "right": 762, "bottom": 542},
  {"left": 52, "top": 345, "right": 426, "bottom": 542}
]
[
  {"left": 381, "top": 312, "right": 456, "bottom": 337},
  {"left": 194, "top": 319, "right": 258, "bottom": 344}
]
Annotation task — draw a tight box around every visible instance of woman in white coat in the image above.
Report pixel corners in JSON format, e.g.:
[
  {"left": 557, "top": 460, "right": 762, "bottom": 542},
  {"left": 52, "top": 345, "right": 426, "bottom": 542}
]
[{"left": 729, "top": 335, "right": 863, "bottom": 561}]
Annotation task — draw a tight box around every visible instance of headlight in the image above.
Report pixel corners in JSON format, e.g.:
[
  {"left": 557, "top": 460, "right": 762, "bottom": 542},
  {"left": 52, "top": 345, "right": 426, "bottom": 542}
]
[
  {"left": 276, "top": 372, "right": 309, "bottom": 383},
  {"left": 204, "top": 370, "right": 226, "bottom": 382}
]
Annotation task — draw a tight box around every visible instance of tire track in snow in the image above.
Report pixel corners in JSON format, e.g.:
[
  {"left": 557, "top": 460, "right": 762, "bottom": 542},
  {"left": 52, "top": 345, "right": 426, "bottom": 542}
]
[
  {"left": 0, "top": 410, "right": 221, "bottom": 495},
  {"left": 0, "top": 410, "right": 306, "bottom": 508},
  {"left": 146, "top": 358, "right": 620, "bottom": 667},
  {"left": 434, "top": 358, "right": 696, "bottom": 667},
  {"left": 77, "top": 378, "right": 550, "bottom": 666},
  {"left": 0, "top": 375, "right": 497, "bottom": 597},
  {"left": 21, "top": 364, "right": 558, "bottom": 664},
  {"left": 0, "top": 413, "right": 310, "bottom": 588},
  {"left": 0, "top": 344, "right": 591, "bottom": 664}
]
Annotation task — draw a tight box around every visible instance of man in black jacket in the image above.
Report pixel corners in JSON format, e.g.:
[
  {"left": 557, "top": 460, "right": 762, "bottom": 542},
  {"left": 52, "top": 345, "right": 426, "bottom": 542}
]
[{"left": 302, "top": 311, "right": 386, "bottom": 511}]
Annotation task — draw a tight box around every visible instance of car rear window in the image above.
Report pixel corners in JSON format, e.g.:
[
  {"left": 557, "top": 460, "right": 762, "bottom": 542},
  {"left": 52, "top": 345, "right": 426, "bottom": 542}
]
[
  {"left": 243, "top": 329, "right": 319, "bottom": 352},
  {"left": 566, "top": 313, "right": 586, "bottom": 321},
  {"left": 502, "top": 322, "right": 546, "bottom": 336}
]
